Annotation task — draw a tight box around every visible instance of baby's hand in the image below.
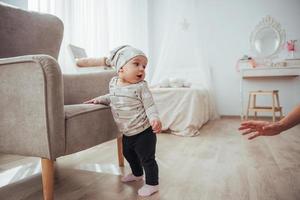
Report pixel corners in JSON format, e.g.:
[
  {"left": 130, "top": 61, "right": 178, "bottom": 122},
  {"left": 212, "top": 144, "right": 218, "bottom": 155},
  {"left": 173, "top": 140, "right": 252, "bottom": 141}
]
[
  {"left": 83, "top": 98, "right": 100, "bottom": 104},
  {"left": 150, "top": 119, "right": 162, "bottom": 134}
]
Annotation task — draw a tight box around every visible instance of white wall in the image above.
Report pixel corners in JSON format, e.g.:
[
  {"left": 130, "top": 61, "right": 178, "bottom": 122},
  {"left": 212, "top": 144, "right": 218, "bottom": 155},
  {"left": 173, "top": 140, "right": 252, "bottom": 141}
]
[
  {"left": 148, "top": 0, "right": 300, "bottom": 116},
  {"left": 0, "top": 0, "right": 27, "bottom": 9}
]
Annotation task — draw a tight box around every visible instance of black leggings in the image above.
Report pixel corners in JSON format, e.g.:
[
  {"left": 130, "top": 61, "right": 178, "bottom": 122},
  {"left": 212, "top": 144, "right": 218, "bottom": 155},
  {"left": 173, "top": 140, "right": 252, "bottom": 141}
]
[{"left": 122, "top": 127, "right": 159, "bottom": 185}]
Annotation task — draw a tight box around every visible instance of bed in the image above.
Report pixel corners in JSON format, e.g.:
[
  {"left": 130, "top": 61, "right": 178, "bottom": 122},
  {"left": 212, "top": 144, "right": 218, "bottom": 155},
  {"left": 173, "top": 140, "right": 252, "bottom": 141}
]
[{"left": 150, "top": 87, "right": 214, "bottom": 136}]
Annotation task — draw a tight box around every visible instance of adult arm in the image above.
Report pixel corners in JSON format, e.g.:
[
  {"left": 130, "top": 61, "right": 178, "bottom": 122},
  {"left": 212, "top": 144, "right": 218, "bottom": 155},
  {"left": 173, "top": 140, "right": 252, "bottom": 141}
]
[{"left": 239, "top": 104, "right": 300, "bottom": 139}]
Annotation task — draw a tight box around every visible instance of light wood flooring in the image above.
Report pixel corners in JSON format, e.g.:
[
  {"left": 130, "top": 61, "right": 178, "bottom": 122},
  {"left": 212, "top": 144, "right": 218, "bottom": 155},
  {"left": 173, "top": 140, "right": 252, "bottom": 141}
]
[{"left": 0, "top": 117, "right": 299, "bottom": 200}]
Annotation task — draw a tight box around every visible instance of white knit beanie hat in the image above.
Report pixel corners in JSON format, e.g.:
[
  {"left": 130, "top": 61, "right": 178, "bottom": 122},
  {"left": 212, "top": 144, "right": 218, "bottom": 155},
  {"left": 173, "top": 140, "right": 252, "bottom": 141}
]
[{"left": 105, "top": 45, "right": 146, "bottom": 72}]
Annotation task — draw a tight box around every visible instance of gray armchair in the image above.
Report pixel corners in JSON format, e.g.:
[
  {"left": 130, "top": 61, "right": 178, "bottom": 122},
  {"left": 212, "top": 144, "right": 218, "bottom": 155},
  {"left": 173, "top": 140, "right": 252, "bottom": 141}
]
[{"left": 0, "top": 3, "right": 123, "bottom": 200}]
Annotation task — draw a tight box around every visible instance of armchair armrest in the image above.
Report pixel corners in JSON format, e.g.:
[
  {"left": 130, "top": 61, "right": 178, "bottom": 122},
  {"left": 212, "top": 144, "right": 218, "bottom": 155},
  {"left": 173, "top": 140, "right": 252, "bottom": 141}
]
[
  {"left": 0, "top": 55, "right": 65, "bottom": 159},
  {"left": 63, "top": 71, "right": 117, "bottom": 105}
]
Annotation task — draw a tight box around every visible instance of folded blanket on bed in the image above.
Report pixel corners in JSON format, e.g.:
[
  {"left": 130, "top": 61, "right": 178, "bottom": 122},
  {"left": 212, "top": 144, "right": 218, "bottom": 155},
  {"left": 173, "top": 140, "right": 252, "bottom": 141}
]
[{"left": 157, "top": 78, "right": 191, "bottom": 88}]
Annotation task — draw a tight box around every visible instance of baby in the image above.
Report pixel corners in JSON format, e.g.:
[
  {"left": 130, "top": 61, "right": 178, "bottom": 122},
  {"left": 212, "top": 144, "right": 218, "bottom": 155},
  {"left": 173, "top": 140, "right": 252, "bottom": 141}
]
[{"left": 84, "top": 45, "right": 161, "bottom": 197}]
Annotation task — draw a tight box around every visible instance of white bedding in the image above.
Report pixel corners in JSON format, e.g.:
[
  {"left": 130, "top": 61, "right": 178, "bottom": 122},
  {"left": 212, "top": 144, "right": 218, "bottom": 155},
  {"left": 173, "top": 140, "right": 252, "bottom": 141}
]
[{"left": 151, "top": 87, "right": 212, "bottom": 136}]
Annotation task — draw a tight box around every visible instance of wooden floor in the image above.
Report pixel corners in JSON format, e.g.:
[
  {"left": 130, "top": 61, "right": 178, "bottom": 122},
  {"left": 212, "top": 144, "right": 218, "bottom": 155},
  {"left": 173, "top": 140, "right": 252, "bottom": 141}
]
[{"left": 0, "top": 117, "right": 299, "bottom": 200}]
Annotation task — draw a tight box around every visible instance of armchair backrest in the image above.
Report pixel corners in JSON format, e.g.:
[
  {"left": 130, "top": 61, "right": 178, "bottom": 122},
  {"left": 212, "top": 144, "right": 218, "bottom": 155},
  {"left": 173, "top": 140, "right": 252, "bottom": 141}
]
[{"left": 0, "top": 3, "right": 63, "bottom": 59}]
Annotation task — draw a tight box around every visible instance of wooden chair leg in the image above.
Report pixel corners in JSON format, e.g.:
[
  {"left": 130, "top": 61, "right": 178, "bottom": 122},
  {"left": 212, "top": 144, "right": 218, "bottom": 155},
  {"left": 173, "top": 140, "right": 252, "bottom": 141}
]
[
  {"left": 41, "top": 158, "right": 54, "bottom": 200},
  {"left": 117, "top": 136, "right": 124, "bottom": 167}
]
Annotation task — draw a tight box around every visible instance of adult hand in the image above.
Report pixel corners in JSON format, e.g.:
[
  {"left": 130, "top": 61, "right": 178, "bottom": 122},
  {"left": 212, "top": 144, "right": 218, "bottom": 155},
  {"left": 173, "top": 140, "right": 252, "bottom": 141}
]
[{"left": 238, "top": 120, "right": 283, "bottom": 140}]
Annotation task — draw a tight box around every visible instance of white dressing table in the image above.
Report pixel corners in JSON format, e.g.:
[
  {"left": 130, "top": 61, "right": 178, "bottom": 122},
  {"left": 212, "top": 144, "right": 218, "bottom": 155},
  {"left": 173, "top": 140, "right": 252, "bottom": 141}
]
[
  {"left": 239, "top": 15, "right": 300, "bottom": 119},
  {"left": 241, "top": 66, "right": 300, "bottom": 79}
]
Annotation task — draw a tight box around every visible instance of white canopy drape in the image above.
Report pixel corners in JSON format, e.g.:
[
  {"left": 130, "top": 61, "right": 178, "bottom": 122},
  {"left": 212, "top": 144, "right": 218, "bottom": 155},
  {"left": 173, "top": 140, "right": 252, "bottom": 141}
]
[{"left": 150, "top": 0, "right": 219, "bottom": 119}]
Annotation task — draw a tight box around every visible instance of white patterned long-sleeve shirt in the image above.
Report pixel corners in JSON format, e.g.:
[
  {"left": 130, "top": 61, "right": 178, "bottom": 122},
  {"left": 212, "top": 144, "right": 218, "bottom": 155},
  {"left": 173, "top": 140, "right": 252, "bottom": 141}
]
[{"left": 96, "top": 76, "right": 160, "bottom": 136}]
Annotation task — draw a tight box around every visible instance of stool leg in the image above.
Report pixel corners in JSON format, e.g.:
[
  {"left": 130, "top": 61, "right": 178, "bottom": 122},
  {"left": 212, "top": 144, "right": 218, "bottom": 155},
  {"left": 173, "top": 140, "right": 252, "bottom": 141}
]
[
  {"left": 272, "top": 92, "right": 276, "bottom": 122},
  {"left": 275, "top": 92, "right": 283, "bottom": 119},
  {"left": 246, "top": 93, "right": 251, "bottom": 120},
  {"left": 253, "top": 94, "right": 257, "bottom": 119}
]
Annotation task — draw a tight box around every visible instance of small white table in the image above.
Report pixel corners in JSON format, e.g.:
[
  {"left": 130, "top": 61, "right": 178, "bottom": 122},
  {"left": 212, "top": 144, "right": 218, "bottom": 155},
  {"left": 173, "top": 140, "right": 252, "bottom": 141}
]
[{"left": 240, "top": 66, "right": 300, "bottom": 119}]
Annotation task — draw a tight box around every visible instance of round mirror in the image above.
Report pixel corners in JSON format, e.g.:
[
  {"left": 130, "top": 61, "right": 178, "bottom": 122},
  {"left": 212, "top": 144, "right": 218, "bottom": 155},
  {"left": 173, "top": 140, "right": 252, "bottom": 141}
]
[{"left": 250, "top": 16, "right": 285, "bottom": 59}]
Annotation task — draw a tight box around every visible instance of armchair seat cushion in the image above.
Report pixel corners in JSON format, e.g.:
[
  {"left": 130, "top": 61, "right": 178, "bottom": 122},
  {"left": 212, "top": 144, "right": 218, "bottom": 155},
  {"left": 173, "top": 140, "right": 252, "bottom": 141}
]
[{"left": 64, "top": 104, "right": 119, "bottom": 154}]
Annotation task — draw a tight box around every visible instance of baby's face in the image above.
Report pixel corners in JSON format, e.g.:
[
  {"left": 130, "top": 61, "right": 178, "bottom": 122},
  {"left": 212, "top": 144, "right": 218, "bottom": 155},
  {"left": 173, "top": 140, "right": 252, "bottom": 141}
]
[{"left": 119, "top": 55, "right": 147, "bottom": 84}]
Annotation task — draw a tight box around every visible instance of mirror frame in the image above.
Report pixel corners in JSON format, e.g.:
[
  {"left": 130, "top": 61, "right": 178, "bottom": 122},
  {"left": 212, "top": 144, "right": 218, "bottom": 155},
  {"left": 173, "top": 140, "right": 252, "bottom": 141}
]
[{"left": 250, "top": 16, "right": 286, "bottom": 59}]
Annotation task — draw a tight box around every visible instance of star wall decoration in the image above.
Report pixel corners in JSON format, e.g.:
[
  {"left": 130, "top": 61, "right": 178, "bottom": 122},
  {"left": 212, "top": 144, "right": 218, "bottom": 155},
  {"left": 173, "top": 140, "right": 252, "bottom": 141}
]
[{"left": 180, "top": 18, "right": 190, "bottom": 31}]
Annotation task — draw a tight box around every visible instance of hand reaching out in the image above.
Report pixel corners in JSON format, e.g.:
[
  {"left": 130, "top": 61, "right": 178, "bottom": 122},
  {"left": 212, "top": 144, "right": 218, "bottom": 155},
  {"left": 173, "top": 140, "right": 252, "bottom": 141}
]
[
  {"left": 238, "top": 120, "right": 284, "bottom": 140},
  {"left": 151, "top": 119, "right": 162, "bottom": 134},
  {"left": 239, "top": 104, "right": 300, "bottom": 140}
]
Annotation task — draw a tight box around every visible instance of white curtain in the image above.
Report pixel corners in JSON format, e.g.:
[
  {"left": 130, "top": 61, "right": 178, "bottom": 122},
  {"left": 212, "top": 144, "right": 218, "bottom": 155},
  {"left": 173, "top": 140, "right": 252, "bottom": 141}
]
[
  {"left": 150, "top": 0, "right": 219, "bottom": 119},
  {"left": 28, "top": 0, "right": 148, "bottom": 73}
]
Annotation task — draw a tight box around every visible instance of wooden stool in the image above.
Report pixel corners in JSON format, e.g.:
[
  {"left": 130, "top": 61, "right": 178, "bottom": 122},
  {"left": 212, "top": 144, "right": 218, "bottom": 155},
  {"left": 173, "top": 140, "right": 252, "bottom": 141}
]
[{"left": 246, "top": 90, "right": 283, "bottom": 122}]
